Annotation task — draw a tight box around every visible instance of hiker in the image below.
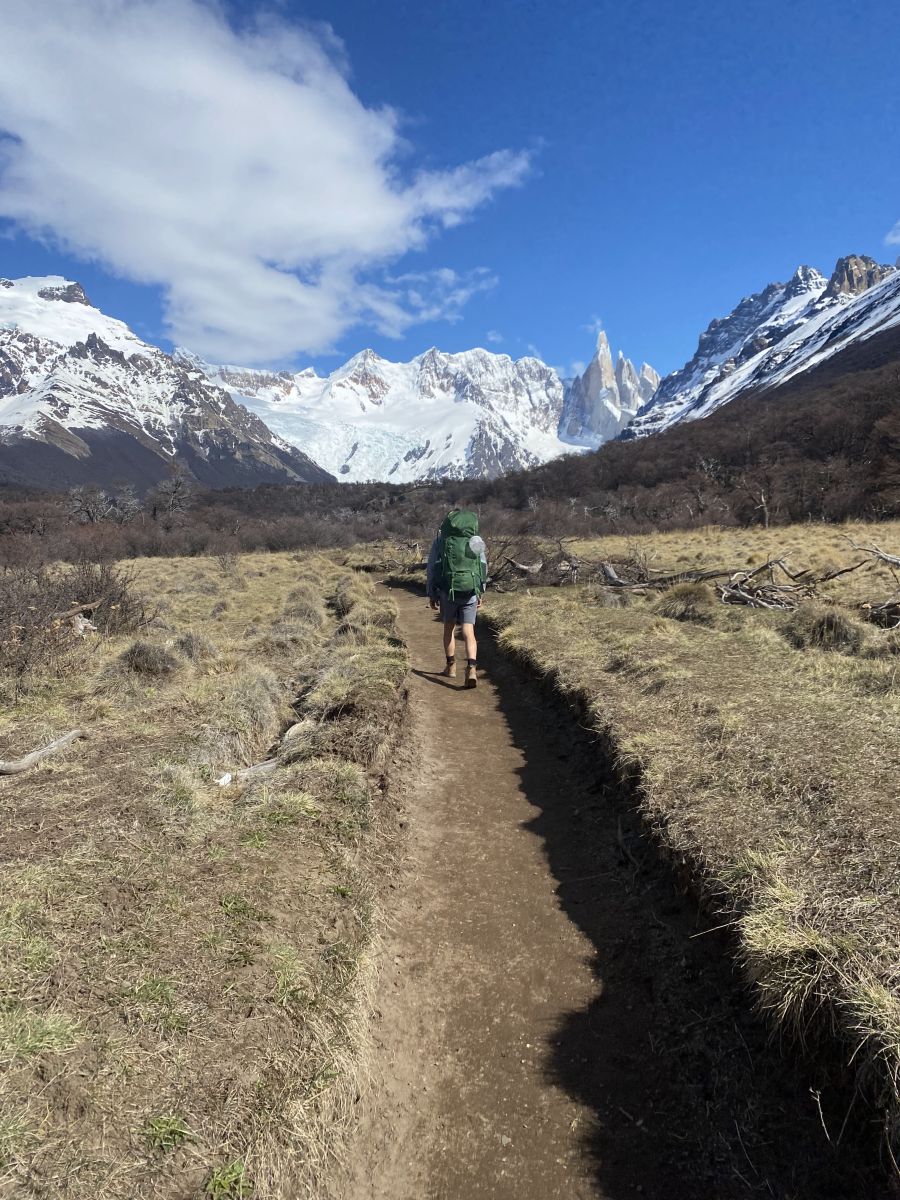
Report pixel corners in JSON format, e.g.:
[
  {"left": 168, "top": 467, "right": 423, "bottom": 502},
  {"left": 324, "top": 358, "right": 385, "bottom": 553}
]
[{"left": 425, "top": 508, "right": 488, "bottom": 689}]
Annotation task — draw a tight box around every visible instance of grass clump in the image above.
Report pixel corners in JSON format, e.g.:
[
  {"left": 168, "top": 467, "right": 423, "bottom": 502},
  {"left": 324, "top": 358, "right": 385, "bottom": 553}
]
[
  {"left": 206, "top": 1160, "right": 253, "bottom": 1198},
  {"left": 119, "top": 639, "right": 181, "bottom": 676},
  {"left": 331, "top": 573, "right": 370, "bottom": 618},
  {"left": 783, "top": 603, "right": 866, "bottom": 653},
  {"left": 653, "top": 580, "right": 717, "bottom": 625},
  {"left": 863, "top": 628, "right": 900, "bottom": 658},
  {"left": 144, "top": 1113, "right": 192, "bottom": 1153},
  {"left": 175, "top": 631, "right": 219, "bottom": 661},
  {"left": 0, "top": 1005, "right": 79, "bottom": 1063},
  {"left": 304, "top": 643, "right": 407, "bottom": 720},
  {"left": 283, "top": 583, "right": 328, "bottom": 629},
  {"left": 200, "top": 667, "right": 288, "bottom": 767}
]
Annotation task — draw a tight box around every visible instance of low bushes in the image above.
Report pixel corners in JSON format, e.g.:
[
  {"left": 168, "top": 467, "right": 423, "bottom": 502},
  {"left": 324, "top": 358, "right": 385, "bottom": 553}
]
[{"left": 0, "top": 559, "right": 148, "bottom": 699}]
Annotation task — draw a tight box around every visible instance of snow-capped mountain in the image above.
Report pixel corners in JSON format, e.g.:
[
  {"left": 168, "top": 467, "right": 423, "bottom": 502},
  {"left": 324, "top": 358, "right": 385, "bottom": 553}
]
[
  {"left": 629, "top": 255, "right": 899, "bottom": 437},
  {"left": 0, "top": 276, "right": 331, "bottom": 489},
  {"left": 187, "top": 335, "right": 657, "bottom": 484}
]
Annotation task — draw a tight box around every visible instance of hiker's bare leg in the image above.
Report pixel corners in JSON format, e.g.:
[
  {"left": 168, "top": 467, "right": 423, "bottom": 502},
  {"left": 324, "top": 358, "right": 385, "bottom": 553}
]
[
  {"left": 443, "top": 620, "right": 456, "bottom": 658},
  {"left": 461, "top": 621, "right": 478, "bottom": 688},
  {"left": 461, "top": 622, "right": 477, "bottom": 661}
]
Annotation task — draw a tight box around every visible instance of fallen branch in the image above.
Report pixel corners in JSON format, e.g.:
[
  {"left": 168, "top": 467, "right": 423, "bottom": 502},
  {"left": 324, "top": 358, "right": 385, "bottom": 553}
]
[
  {"left": 860, "top": 598, "right": 900, "bottom": 629},
  {"left": 54, "top": 599, "right": 104, "bottom": 619},
  {"left": 841, "top": 536, "right": 900, "bottom": 570},
  {"left": 0, "top": 729, "right": 86, "bottom": 776},
  {"left": 504, "top": 557, "right": 544, "bottom": 576},
  {"left": 216, "top": 758, "right": 279, "bottom": 787}
]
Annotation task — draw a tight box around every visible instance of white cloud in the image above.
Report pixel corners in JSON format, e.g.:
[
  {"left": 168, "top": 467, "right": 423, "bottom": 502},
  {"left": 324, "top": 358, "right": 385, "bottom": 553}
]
[
  {"left": 550, "top": 360, "right": 585, "bottom": 380},
  {"left": 581, "top": 314, "right": 604, "bottom": 335},
  {"left": 381, "top": 267, "right": 497, "bottom": 331},
  {"left": 886, "top": 222, "right": 900, "bottom": 247},
  {"left": 0, "top": 1, "right": 531, "bottom": 364},
  {"left": 525, "top": 342, "right": 543, "bottom": 359},
  {"left": 485, "top": 329, "right": 503, "bottom": 344}
]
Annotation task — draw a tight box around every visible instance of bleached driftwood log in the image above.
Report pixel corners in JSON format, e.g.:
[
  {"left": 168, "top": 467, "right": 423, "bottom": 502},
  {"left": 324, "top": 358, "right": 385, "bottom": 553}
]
[
  {"left": 0, "top": 730, "right": 86, "bottom": 776},
  {"left": 505, "top": 557, "right": 544, "bottom": 576}
]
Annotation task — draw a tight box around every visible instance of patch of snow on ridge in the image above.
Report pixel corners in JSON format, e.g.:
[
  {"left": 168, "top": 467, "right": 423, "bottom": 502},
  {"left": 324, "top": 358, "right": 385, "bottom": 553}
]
[{"left": 0, "top": 276, "right": 142, "bottom": 356}]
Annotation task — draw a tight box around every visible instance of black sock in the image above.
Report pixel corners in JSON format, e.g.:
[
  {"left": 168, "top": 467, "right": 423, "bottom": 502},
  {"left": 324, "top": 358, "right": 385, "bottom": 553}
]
[
  {"left": 467, "top": 658, "right": 477, "bottom": 667},
  {"left": 446, "top": 655, "right": 455, "bottom": 662}
]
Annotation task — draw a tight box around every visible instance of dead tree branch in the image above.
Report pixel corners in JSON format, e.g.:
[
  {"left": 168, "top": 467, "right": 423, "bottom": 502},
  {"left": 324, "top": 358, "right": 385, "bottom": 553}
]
[{"left": 0, "top": 730, "right": 87, "bottom": 776}]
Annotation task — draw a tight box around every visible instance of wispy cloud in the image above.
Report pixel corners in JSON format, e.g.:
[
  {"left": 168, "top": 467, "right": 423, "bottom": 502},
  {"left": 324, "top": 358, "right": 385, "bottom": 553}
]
[
  {"left": 525, "top": 342, "right": 543, "bottom": 359},
  {"left": 485, "top": 329, "right": 503, "bottom": 344},
  {"left": 0, "top": 1, "right": 531, "bottom": 363},
  {"left": 885, "top": 222, "right": 900, "bottom": 247},
  {"left": 380, "top": 267, "right": 497, "bottom": 331},
  {"left": 581, "top": 314, "right": 604, "bottom": 335}
]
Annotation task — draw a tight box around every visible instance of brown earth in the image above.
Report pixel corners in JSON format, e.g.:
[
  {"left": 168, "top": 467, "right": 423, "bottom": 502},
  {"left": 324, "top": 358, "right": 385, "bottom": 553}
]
[{"left": 340, "top": 584, "right": 891, "bottom": 1200}]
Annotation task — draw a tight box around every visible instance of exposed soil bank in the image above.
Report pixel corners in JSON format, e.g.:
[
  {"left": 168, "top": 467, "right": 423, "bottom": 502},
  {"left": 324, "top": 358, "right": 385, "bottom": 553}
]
[{"left": 339, "top": 585, "right": 890, "bottom": 1200}]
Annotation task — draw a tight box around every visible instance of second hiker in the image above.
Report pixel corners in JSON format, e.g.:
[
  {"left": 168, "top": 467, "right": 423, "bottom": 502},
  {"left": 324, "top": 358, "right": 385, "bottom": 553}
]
[{"left": 425, "top": 508, "right": 488, "bottom": 689}]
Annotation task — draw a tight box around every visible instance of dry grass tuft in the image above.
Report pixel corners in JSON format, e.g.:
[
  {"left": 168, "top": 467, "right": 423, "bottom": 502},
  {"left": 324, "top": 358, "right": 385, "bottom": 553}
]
[
  {"left": 175, "top": 631, "right": 219, "bottom": 661},
  {"left": 331, "top": 574, "right": 370, "bottom": 618},
  {"left": 283, "top": 583, "right": 328, "bottom": 629},
  {"left": 118, "top": 639, "right": 181, "bottom": 676},
  {"left": 653, "top": 580, "right": 717, "bottom": 624},
  {"left": 783, "top": 603, "right": 867, "bottom": 654},
  {"left": 304, "top": 642, "right": 408, "bottom": 721},
  {"left": 863, "top": 629, "right": 900, "bottom": 659}
]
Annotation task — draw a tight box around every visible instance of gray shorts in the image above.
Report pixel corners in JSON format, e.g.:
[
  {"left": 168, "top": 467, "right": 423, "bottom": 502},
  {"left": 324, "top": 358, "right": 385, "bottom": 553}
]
[{"left": 438, "top": 590, "right": 478, "bottom": 625}]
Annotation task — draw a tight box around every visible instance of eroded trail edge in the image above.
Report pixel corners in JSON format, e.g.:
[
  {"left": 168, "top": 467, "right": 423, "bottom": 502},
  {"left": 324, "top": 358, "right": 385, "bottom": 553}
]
[{"left": 339, "top": 585, "right": 887, "bottom": 1200}]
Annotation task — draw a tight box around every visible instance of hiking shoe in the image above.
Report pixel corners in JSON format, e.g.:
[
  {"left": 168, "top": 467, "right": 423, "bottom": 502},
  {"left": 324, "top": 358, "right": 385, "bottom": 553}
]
[
  {"left": 442, "top": 659, "right": 457, "bottom": 679},
  {"left": 465, "top": 665, "right": 477, "bottom": 689}
]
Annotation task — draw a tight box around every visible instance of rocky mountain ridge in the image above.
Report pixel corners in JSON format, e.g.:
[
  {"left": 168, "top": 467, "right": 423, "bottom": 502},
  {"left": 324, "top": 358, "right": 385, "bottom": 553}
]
[
  {"left": 0, "top": 273, "right": 657, "bottom": 488},
  {"left": 183, "top": 334, "right": 658, "bottom": 483},
  {"left": 629, "top": 254, "right": 900, "bottom": 437},
  {"left": 0, "top": 276, "right": 331, "bottom": 489}
]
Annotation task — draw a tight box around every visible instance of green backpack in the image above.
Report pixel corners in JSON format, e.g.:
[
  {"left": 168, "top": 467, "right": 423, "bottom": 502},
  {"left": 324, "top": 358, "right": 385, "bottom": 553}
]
[{"left": 438, "top": 510, "right": 484, "bottom": 599}]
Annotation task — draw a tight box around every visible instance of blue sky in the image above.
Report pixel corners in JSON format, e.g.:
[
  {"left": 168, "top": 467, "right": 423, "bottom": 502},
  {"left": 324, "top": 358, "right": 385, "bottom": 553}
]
[{"left": 1, "top": 0, "right": 899, "bottom": 377}]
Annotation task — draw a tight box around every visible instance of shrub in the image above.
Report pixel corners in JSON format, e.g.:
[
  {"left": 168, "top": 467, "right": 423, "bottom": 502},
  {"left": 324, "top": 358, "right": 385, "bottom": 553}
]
[
  {"left": 66, "top": 559, "right": 147, "bottom": 634},
  {"left": 0, "top": 565, "right": 79, "bottom": 697},
  {"left": 119, "top": 641, "right": 181, "bottom": 677},
  {"left": 653, "top": 581, "right": 717, "bottom": 624},
  {"left": 783, "top": 604, "right": 865, "bottom": 654}
]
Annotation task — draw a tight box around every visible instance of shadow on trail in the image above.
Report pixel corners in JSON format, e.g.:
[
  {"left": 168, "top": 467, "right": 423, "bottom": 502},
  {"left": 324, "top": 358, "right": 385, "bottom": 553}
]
[
  {"left": 410, "top": 667, "right": 468, "bottom": 692},
  {"left": 472, "top": 625, "right": 891, "bottom": 1200}
]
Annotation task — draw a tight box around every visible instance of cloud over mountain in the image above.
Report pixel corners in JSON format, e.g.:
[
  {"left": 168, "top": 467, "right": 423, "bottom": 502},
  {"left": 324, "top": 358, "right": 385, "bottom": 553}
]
[{"left": 0, "top": 0, "right": 530, "bottom": 363}]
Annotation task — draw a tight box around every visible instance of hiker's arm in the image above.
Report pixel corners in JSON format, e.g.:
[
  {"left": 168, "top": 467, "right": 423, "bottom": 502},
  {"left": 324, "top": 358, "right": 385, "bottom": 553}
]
[{"left": 425, "top": 536, "right": 440, "bottom": 600}]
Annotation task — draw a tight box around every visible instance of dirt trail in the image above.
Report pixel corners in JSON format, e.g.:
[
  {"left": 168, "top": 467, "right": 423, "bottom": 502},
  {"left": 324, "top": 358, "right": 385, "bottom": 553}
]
[{"left": 340, "top": 586, "right": 886, "bottom": 1200}]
